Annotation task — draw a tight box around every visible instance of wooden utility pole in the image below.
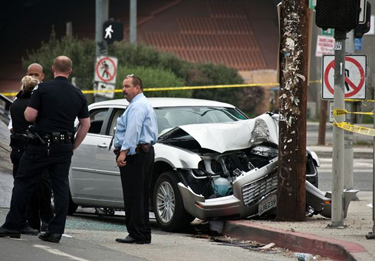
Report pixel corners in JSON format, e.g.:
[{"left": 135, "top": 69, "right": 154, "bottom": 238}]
[{"left": 277, "top": 0, "right": 310, "bottom": 221}]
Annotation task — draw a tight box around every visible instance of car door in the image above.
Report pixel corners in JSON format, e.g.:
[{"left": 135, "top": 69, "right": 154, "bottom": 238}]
[{"left": 69, "top": 106, "right": 125, "bottom": 208}]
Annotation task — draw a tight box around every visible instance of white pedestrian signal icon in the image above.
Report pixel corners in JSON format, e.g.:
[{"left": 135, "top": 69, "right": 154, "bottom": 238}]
[
  {"left": 103, "top": 21, "right": 124, "bottom": 43},
  {"left": 104, "top": 25, "right": 113, "bottom": 39}
]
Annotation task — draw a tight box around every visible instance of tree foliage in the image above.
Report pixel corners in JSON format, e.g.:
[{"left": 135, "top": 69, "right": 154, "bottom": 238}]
[
  {"left": 115, "top": 66, "right": 189, "bottom": 99},
  {"left": 22, "top": 34, "right": 261, "bottom": 113},
  {"left": 23, "top": 31, "right": 95, "bottom": 90}
]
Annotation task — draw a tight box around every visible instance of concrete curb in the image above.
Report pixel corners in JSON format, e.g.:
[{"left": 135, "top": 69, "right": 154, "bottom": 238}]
[{"left": 223, "top": 220, "right": 372, "bottom": 261}]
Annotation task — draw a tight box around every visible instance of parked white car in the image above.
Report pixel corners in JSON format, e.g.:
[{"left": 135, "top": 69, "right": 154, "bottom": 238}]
[{"left": 68, "top": 98, "right": 320, "bottom": 231}]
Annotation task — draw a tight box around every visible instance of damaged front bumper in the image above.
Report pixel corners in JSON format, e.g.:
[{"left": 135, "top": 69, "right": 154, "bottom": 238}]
[{"left": 178, "top": 159, "right": 279, "bottom": 220}]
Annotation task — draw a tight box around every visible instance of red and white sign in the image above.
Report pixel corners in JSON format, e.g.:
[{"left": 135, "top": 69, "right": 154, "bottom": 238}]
[
  {"left": 322, "top": 55, "right": 366, "bottom": 100},
  {"left": 94, "top": 56, "right": 118, "bottom": 84},
  {"left": 316, "top": 35, "right": 334, "bottom": 57}
]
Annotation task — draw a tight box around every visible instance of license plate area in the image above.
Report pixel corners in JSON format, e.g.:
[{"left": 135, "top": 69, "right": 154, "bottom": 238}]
[{"left": 258, "top": 193, "right": 277, "bottom": 216}]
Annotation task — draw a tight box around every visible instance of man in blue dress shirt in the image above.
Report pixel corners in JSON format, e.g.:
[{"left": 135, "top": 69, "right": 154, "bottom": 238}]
[{"left": 114, "top": 74, "right": 158, "bottom": 244}]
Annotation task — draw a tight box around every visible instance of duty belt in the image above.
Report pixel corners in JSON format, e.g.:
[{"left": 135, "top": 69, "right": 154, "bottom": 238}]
[
  {"left": 136, "top": 143, "right": 151, "bottom": 153},
  {"left": 43, "top": 132, "right": 74, "bottom": 144}
]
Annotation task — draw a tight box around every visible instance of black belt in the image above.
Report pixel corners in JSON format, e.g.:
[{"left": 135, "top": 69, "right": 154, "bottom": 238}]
[
  {"left": 135, "top": 143, "right": 151, "bottom": 153},
  {"left": 43, "top": 132, "right": 74, "bottom": 144}
]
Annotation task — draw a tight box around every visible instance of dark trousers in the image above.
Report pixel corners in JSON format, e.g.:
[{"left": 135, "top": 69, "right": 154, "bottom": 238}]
[
  {"left": 119, "top": 146, "right": 154, "bottom": 242},
  {"left": 10, "top": 148, "right": 54, "bottom": 230},
  {"left": 3, "top": 143, "right": 73, "bottom": 234}
]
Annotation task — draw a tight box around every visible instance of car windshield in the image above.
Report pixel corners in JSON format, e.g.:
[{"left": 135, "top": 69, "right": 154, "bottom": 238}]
[{"left": 154, "top": 106, "right": 248, "bottom": 135}]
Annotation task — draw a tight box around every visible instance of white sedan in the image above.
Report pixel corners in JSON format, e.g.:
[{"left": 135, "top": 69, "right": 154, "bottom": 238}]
[{"left": 68, "top": 98, "right": 319, "bottom": 231}]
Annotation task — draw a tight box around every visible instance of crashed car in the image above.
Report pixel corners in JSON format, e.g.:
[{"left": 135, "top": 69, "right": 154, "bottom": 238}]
[{"left": 69, "top": 98, "right": 321, "bottom": 231}]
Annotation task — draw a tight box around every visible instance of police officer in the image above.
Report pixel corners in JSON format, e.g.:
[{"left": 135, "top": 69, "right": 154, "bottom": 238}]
[
  {"left": 9, "top": 63, "right": 54, "bottom": 233},
  {"left": 114, "top": 74, "right": 158, "bottom": 244},
  {"left": 0, "top": 56, "right": 90, "bottom": 243}
]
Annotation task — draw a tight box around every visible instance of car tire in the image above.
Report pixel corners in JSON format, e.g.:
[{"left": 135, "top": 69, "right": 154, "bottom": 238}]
[
  {"left": 153, "top": 171, "right": 195, "bottom": 232},
  {"left": 67, "top": 192, "right": 78, "bottom": 215}
]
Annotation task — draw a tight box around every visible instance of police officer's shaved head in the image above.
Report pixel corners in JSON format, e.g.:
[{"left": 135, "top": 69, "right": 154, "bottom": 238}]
[
  {"left": 27, "top": 63, "right": 44, "bottom": 82},
  {"left": 53, "top": 56, "right": 73, "bottom": 73}
]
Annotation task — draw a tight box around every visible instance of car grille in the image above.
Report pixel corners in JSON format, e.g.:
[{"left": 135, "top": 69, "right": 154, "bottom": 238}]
[{"left": 242, "top": 171, "right": 278, "bottom": 207}]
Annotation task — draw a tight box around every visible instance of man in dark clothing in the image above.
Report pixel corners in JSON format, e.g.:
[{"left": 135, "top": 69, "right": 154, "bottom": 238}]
[
  {"left": 0, "top": 56, "right": 90, "bottom": 243},
  {"left": 9, "top": 63, "right": 54, "bottom": 233}
]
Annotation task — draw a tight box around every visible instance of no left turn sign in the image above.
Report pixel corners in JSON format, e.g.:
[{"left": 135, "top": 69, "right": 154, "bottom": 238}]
[
  {"left": 322, "top": 55, "right": 366, "bottom": 100},
  {"left": 94, "top": 56, "right": 118, "bottom": 84}
]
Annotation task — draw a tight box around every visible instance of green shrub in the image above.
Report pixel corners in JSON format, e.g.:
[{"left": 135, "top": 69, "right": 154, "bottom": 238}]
[
  {"left": 115, "top": 66, "right": 190, "bottom": 99},
  {"left": 23, "top": 31, "right": 95, "bottom": 90},
  {"left": 23, "top": 34, "right": 251, "bottom": 111},
  {"left": 190, "top": 63, "right": 244, "bottom": 107}
]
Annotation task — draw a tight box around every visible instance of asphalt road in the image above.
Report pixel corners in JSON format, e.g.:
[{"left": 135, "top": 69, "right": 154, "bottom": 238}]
[
  {"left": 318, "top": 158, "right": 374, "bottom": 192},
  {"left": 0, "top": 120, "right": 374, "bottom": 260},
  {"left": 0, "top": 207, "right": 299, "bottom": 261},
  {"left": 0, "top": 121, "right": 298, "bottom": 260}
]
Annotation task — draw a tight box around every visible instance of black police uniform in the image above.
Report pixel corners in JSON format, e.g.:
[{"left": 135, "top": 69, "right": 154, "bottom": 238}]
[
  {"left": 2, "top": 76, "right": 89, "bottom": 235},
  {"left": 10, "top": 90, "right": 54, "bottom": 231}
]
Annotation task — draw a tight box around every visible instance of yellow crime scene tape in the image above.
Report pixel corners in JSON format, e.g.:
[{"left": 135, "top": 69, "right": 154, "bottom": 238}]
[
  {"left": 0, "top": 82, "right": 280, "bottom": 97},
  {"left": 334, "top": 121, "right": 375, "bottom": 137},
  {"left": 1, "top": 78, "right": 324, "bottom": 97},
  {"left": 333, "top": 109, "right": 375, "bottom": 136},
  {"left": 333, "top": 108, "right": 374, "bottom": 116},
  {"left": 345, "top": 99, "right": 375, "bottom": 103},
  {"left": 1, "top": 78, "right": 325, "bottom": 97}
]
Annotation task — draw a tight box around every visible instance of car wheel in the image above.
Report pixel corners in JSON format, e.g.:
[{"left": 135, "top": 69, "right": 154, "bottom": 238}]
[
  {"left": 153, "top": 171, "right": 195, "bottom": 232},
  {"left": 67, "top": 192, "right": 78, "bottom": 215}
]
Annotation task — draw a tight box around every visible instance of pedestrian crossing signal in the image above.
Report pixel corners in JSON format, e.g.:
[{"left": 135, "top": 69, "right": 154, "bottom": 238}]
[
  {"left": 315, "top": 0, "right": 361, "bottom": 31},
  {"left": 103, "top": 21, "right": 123, "bottom": 43}
]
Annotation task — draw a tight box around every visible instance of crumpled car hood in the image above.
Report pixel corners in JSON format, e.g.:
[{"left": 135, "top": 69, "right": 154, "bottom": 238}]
[{"left": 159, "top": 113, "right": 279, "bottom": 153}]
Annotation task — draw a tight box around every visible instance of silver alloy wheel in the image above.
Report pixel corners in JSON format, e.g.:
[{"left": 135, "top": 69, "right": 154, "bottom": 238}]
[{"left": 156, "top": 181, "right": 176, "bottom": 223}]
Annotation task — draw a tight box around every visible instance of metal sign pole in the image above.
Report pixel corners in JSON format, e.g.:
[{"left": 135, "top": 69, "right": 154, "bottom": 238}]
[
  {"left": 366, "top": 83, "right": 375, "bottom": 239},
  {"left": 344, "top": 31, "right": 354, "bottom": 193},
  {"left": 331, "top": 29, "right": 346, "bottom": 227}
]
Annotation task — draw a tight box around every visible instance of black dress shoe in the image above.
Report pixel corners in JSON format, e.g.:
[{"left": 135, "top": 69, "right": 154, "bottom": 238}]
[
  {"left": 0, "top": 226, "right": 21, "bottom": 239},
  {"left": 21, "top": 224, "right": 39, "bottom": 235},
  {"left": 115, "top": 235, "right": 150, "bottom": 244},
  {"left": 40, "top": 222, "right": 49, "bottom": 232},
  {"left": 38, "top": 232, "right": 62, "bottom": 243}
]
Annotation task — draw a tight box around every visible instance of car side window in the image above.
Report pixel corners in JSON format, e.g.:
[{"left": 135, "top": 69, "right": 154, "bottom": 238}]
[
  {"left": 108, "top": 109, "right": 125, "bottom": 136},
  {"left": 88, "top": 109, "right": 109, "bottom": 134}
]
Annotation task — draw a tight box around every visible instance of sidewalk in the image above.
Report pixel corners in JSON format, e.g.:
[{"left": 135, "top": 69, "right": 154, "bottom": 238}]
[
  {"left": 308, "top": 145, "right": 373, "bottom": 159},
  {"left": 224, "top": 191, "right": 375, "bottom": 260}
]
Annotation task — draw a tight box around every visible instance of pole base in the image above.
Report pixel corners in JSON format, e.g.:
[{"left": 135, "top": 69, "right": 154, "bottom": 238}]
[{"left": 365, "top": 232, "right": 375, "bottom": 240}]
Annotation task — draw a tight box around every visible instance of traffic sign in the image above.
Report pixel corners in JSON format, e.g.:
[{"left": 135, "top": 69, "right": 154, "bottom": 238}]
[
  {"left": 354, "top": 38, "right": 363, "bottom": 51},
  {"left": 322, "top": 55, "right": 366, "bottom": 100},
  {"left": 96, "top": 82, "right": 115, "bottom": 99},
  {"left": 316, "top": 35, "right": 334, "bottom": 57},
  {"left": 94, "top": 56, "right": 118, "bottom": 84},
  {"left": 322, "top": 29, "right": 334, "bottom": 36},
  {"left": 309, "top": 0, "right": 316, "bottom": 9}
]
